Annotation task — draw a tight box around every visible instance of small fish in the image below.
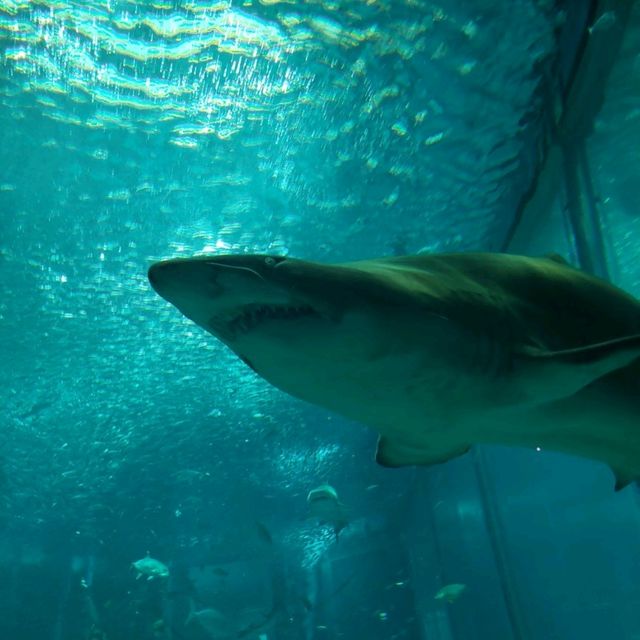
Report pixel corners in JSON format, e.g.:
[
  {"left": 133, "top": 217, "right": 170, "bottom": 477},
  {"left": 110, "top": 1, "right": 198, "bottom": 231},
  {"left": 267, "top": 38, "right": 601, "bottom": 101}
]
[
  {"left": 152, "top": 619, "right": 165, "bottom": 632},
  {"left": 187, "top": 604, "right": 280, "bottom": 638},
  {"left": 255, "top": 520, "right": 273, "bottom": 545},
  {"left": 131, "top": 555, "right": 169, "bottom": 580},
  {"left": 18, "top": 400, "right": 53, "bottom": 420},
  {"left": 435, "top": 583, "right": 467, "bottom": 603},
  {"left": 589, "top": 11, "right": 616, "bottom": 35},
  {"left": 187, "top": 607, "right": 233, "bottom": 636},
  {"left": 172, "top": 469, "right": 208, "bottom": 483}
]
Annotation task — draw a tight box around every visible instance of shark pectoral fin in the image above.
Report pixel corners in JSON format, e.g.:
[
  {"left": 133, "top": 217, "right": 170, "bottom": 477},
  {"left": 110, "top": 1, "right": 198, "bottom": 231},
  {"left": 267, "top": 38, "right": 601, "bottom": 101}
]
[
  {"left": 375, "top": 436, "right": 470, "bottom": 468},
  {"left": 517, "top": 334, "right": 640, "bottom": 404}
]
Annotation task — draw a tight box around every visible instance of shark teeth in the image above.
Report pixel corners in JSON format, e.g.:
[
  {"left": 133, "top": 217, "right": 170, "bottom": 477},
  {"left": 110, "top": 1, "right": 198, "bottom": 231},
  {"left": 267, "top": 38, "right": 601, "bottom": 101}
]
[{"left": 227, "top": 304, "right": 318, "bottom": 336}]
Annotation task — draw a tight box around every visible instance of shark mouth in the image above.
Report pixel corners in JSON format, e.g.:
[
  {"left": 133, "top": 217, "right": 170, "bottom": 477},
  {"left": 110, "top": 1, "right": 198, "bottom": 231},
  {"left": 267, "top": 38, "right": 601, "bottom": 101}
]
[{"left": 209, "top": 303, "right": 319, "bottom": 338}]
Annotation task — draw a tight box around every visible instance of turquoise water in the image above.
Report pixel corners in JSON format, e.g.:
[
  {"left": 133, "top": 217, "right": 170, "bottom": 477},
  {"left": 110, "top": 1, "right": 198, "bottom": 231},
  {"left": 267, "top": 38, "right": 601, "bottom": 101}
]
[{"left": 1, "top": 2, "right": 640, "bottom": 639}]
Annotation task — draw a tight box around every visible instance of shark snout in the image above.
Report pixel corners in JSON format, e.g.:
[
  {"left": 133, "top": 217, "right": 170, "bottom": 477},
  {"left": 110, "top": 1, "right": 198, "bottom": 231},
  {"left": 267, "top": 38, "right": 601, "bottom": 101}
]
[
  {"left": 148, "top": 258, "right": 229, "bottom": 292},
  {"left": 148, "top": 259, "right": 228, "bottom": 310},
  {"left": 147, "top": 260, "right": 174, "bottom": 294},
  {"left": 147, "top": 257, "right": 296, "bottom": 320}
]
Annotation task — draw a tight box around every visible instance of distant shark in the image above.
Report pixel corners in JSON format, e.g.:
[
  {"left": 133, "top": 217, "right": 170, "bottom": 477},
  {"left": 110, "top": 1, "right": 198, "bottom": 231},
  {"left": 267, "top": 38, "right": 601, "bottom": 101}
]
[
  {"left": 307, "top": 484, "right": 349, "bottom": 539},
  {"left": 148, "top": 252, "right": 640, "bottom": 490}
]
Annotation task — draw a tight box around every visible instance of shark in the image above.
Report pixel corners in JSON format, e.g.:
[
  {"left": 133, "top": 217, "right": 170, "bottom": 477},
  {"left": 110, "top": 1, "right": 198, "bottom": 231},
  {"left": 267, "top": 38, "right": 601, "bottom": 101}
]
[
  {"left": 307, "top": 484, "right": 349, "bottom": 539},
  {"left": 147, "top": 252, "right": 640, "bottom": 490}
]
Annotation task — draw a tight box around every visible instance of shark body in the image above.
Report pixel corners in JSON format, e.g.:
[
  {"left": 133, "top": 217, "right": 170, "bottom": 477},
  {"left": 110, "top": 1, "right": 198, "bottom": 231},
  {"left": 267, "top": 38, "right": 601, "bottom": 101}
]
[{"left": 148, "top": 252, "right": 640, "bottom": 490}]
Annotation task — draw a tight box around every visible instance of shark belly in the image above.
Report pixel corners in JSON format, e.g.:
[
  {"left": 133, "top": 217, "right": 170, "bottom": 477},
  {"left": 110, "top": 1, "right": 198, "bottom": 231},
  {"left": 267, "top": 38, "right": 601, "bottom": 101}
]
[
  {"left": 235, "top": 334, "right": 493, "bottom": 466},
  {"left": 238, "top": 336, "right": 640, "bottom": 490}
]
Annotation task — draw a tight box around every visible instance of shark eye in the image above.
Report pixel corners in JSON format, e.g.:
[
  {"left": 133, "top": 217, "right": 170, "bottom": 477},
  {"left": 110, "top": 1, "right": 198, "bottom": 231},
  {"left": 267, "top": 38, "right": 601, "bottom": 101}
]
[{"left": 264, "top": 256, "right": 286, "bottom": 268}]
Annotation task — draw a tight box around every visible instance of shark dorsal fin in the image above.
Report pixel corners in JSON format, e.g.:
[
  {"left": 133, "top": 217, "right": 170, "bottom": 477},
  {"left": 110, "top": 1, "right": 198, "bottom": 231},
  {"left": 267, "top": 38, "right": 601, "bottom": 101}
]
[{"left": 544, "top": 253, "right": 570, "bottom": 265}]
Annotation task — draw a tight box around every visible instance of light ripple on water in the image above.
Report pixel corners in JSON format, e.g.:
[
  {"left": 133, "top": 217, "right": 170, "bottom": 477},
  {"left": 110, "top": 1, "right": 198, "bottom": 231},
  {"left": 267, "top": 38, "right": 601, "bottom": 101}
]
[{"left": 1, "top": 1, "right": 306, "bottom": 137}]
